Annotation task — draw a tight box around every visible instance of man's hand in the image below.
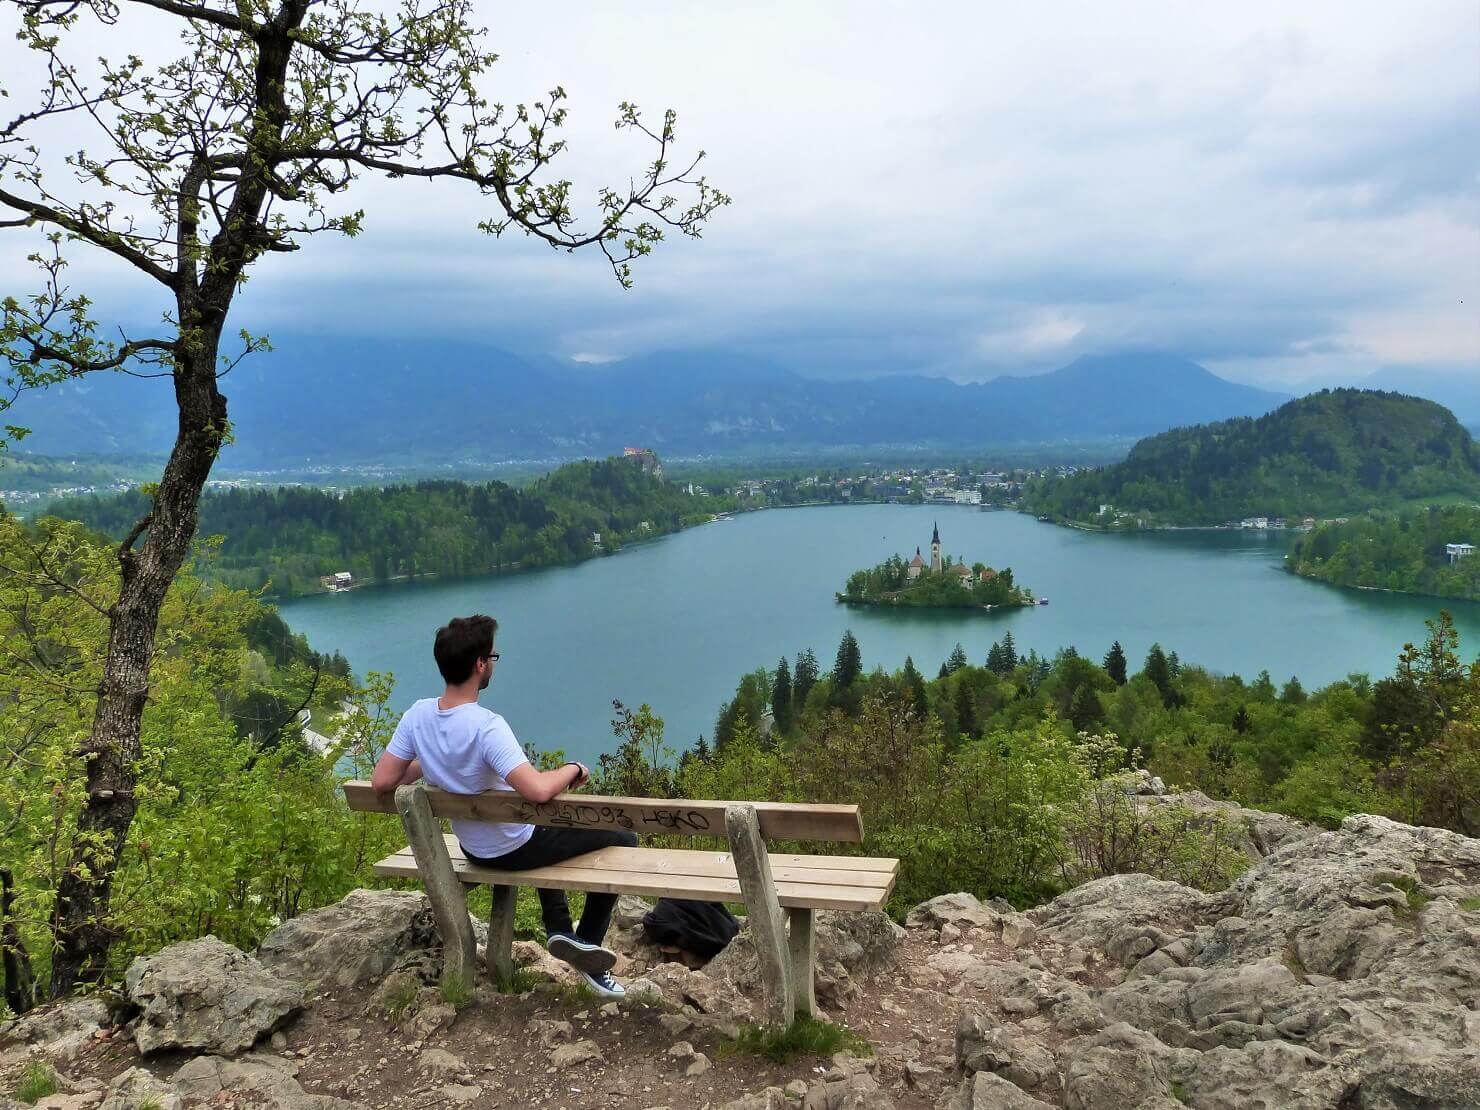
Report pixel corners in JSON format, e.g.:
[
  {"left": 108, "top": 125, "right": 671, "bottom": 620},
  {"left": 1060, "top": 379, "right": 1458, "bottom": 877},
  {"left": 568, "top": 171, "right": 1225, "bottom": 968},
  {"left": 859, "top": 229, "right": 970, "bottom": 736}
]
[{"left": 568, "top": 761, "right": 591, "bottom": 788}]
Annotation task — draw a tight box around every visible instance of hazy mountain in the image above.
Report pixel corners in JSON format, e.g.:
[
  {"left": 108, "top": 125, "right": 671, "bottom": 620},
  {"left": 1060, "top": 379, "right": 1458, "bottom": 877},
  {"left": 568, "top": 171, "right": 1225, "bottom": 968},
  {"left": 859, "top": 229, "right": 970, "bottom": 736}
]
[
  {"left": 1026, "top": 389, "right": 1480, "bottom": 525},
  {"left": 1363, "top": 367, "right": 1480, "bottom": 424},
  {"left": 4, "top": 340, "right": 1288, "bottom": 464}
]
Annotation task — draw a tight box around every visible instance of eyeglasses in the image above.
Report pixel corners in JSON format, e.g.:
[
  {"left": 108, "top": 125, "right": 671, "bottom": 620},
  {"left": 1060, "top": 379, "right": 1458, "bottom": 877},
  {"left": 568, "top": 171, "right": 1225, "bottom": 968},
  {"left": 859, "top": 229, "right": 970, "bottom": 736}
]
[{"left": 483, "top": 651, "right": 501, "bottom": 662}]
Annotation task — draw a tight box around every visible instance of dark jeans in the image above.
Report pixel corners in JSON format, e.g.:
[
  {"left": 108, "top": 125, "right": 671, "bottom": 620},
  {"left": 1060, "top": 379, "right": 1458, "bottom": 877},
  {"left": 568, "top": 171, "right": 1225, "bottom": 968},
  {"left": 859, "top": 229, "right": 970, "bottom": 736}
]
[{"left": 463, "top": 826, "right": 639, "bottom": 945}]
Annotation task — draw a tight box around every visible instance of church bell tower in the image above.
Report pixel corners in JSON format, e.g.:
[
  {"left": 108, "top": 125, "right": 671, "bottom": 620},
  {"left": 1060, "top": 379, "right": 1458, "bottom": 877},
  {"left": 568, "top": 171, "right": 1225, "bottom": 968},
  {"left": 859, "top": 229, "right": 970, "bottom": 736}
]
[{"left": 930, "top": 521, "right": 942, "bottom": 573}]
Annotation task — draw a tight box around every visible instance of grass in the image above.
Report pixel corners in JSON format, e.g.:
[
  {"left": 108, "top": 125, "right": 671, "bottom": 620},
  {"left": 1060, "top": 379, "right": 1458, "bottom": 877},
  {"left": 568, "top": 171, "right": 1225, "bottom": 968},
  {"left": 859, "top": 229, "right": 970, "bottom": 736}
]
[
  {"left": 438, "top": 969, "right": 473, "bottom": 1009},
  {"left": 16, "top": 1061, "right": 58, "bottom": 1106},
  {"left": 380, "top": 977, "right": 420, "bottom": 1022},
  {"left": 1382, "top": 874, "right": 1432, "bottom": 916},
  {"left": 136, "top": 1097, "right": 165, "bottom": 1110},
  {"left": 1171, "top": 1077, "right": 1190, "bottom": 1104},
  {"left": 547, "top": 980, "right": 599, "bottom": 1008},
  {"left": 721, "top": 1014, "right": 871, "bottom": 1065},
  {"left": 494, "top": 964, "right": 544, "bottom": 996},
  {"left": 1460, "top": 896, "right": 1480, "bottom": 912}
]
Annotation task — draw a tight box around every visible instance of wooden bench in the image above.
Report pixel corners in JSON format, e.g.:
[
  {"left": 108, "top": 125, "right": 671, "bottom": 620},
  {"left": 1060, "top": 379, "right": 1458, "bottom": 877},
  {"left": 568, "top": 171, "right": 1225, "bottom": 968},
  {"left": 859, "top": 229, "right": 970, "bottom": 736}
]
[{"left": 341, "top": 780, "right": 898, "bottom": 1027}]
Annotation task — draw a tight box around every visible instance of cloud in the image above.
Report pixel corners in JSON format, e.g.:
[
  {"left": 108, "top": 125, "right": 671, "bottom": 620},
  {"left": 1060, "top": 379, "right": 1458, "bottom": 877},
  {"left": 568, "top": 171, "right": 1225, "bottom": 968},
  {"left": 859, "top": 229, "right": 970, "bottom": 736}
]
[{"left": 1, "top": 0, "right": 1476, "bottom": 389}]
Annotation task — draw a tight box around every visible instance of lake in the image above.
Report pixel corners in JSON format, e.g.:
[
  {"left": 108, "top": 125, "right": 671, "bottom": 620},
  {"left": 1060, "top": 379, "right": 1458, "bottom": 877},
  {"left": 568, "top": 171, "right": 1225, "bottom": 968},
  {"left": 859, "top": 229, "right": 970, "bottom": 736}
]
[{"left": 278, "top": 504, "right": 1480, "bottom": 765}]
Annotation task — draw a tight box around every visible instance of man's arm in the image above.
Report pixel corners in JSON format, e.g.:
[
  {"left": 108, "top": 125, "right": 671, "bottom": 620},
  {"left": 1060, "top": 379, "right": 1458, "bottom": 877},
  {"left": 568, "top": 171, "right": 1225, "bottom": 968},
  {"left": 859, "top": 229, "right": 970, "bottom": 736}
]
[
  {"left": 371, "top": 752, "right": 423, "bottom": 794},
  {"left": 505, "top": 761, "right": 589, "bottom": 805}
]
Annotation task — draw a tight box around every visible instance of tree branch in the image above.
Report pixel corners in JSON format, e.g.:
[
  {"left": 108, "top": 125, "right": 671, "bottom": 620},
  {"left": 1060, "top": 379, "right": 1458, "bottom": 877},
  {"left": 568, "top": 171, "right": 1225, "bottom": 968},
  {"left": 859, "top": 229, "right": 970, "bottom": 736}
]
[{"left": 0, "top": 187, "right": 176, "bottom": 287}]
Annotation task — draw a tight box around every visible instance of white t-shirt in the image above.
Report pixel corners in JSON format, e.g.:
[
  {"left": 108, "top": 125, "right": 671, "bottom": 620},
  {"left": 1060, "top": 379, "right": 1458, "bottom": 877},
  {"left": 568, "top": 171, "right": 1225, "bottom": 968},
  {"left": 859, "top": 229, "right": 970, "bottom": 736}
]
[{"left": 386, "top": 698, "right": 534, "bottom": 859}]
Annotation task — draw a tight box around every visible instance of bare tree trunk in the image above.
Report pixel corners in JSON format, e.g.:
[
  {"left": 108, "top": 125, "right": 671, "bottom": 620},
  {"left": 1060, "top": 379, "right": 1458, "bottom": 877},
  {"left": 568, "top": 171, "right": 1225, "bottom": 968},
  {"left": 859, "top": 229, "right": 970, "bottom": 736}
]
[
  {"left": 48, "top": 339, "right": 226, "bottom": 995},
  {"left": 2, "top": 866, "right": 37, "bottom": 1014}
]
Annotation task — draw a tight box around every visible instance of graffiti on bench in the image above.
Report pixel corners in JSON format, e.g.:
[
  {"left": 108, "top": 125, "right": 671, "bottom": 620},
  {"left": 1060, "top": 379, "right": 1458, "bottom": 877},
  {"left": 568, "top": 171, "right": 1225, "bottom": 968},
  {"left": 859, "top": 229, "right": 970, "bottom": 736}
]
[{"left": 512, "top": 800, "right": 714, "bottom": 834}]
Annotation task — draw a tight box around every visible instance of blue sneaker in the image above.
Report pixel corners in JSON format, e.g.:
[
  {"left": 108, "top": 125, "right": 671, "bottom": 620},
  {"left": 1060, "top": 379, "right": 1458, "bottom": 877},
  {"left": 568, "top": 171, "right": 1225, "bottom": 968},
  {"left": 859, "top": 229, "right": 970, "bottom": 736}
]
[
  {"left": 547, "top": 932, "right": 618, "bottom": 975},
  {"left": 578, "top": 968, "right": 626, "bottom": 1000}
]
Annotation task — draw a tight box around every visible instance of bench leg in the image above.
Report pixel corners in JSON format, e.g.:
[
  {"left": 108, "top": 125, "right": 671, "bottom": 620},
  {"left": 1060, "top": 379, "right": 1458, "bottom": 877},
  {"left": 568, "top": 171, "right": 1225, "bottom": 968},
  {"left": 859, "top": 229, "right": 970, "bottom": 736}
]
[
  {"left": 725, "top": 804, "right": 795, "bottom": 1029},
  {"left": 395, "top": 784, "right": 476, "bottom": 993},
  {"left": 788, "top": 907, "right": 815, "bottom": 1017},
  {"left": 488, "top": 885, "right": 517, "bottom": 989}
]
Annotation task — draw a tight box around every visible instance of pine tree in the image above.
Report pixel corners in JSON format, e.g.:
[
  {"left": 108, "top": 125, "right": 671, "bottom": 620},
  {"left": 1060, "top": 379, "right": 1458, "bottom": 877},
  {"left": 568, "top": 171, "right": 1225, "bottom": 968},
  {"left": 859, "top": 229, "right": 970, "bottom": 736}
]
[
  {"left": 954, "top": 680, "right": 977, "bottom": 739},
  {"left": 1168, "top": 651, "right": 1182, "bottom": 678},
  {"left": 1143, "top": 643, "right": 1173, "bottom": 703},
  {"left": 833, "top": 630, "right": 862, "bottom": 688},
  {"left": 794, "top": 649, "right": 820, "bottom": 708},
  {"left": 1231, "top": 705, "right": 1251, "bottom": 734},
  {"left": 1103, "top": 641, "right": 1128, "bottom": 685},
  {"left": 902, "top": 656, "right": 930, "bottom": 719},
  {"left": 772, "top": 657, "right": 793, "bottom": 733},
  {"left": 946, "top": 642, "right": 968, "bottom": 675},
  {"left": 1001, "top": 631, "right": 1018, "bottom": 670},
  {"left": 1280, "top": 676, "right": 1307, "bottom": 704},
  {"left": 985, "top": 640, "right": 1006, "bottom": 674}
]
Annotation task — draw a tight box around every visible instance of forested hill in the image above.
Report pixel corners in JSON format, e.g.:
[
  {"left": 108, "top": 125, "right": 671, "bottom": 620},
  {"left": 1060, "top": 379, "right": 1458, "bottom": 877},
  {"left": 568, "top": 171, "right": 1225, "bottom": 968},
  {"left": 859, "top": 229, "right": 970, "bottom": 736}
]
[
  {"left": 46, "top": 455, "right": 726, "bottom": 596},
  {"left": 1288, "top": 505, "right": 1480, "bottom": 600},
  {"left": 1023, "top": 390, "right": 1480, "bottom": 526}
]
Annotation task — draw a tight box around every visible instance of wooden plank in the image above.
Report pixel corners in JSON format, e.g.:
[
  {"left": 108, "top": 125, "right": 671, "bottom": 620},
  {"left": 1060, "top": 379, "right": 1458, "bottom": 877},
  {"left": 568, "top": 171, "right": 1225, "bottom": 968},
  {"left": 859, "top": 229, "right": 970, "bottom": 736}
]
[
  {"left": 488, "top": 886, "right": 516, "bottom": 990},
  {"left": 788, "top": 907, "right": 816, "bottom": 1017},
  {"left": 727, "top": 804, "right": 793, "bottom": 1029},
  {"left": 343, "top": 781, "right": 863, "bottom": 843},
  {"left": 371, "top": 853, "right": 892, "bottom": 912},
  {"left": 381, "top": 844, "right": 897, "bottom": 890},
  {"left": 436, "top": 835, "right": 899, "bottom": 874},
  {"left": 395, "top": 784, "right": 476, "bottom": 992}
]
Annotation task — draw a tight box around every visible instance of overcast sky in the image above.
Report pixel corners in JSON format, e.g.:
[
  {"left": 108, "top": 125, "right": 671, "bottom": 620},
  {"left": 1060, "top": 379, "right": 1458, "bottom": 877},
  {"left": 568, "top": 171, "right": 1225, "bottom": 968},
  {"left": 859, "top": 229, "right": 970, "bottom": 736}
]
[{"left": 2, "top": 0, "right": 1477, "bottom": 388}]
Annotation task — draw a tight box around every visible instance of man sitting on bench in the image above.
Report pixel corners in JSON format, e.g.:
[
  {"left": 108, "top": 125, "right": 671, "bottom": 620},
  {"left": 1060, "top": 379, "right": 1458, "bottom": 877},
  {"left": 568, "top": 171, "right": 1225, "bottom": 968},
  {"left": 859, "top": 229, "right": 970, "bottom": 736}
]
[{"left": 371, "top": 613, "right": 636, "bottom": 999}]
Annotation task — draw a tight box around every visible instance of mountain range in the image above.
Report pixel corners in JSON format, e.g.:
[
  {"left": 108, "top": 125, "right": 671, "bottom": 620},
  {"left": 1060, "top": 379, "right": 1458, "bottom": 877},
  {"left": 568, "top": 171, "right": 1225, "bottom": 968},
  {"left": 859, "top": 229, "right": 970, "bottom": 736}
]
[{"left": 6, "top": 342, "right": 1294, "bottom": 464}]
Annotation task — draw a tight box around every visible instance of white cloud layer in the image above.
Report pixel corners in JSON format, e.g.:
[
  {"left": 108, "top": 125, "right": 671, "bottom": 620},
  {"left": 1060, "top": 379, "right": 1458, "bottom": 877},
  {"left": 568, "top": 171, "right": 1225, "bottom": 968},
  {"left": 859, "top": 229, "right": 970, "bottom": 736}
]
[{"left": 1, "top": 0, "right": 1476, "bottom": 388}]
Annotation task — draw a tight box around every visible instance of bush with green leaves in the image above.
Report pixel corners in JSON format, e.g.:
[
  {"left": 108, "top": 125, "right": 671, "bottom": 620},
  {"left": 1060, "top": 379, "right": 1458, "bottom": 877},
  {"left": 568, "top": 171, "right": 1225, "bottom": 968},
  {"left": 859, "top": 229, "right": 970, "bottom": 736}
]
[{"left": 0, "top": 514, "right": 405, "bottom": 1009}]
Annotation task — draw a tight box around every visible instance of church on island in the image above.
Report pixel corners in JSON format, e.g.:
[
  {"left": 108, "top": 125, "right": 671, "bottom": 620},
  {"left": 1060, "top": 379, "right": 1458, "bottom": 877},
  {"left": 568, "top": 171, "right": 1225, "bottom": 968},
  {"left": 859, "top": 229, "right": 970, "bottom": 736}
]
[{"left": 907, "top": 522, "right": 997, "bottom": 589}]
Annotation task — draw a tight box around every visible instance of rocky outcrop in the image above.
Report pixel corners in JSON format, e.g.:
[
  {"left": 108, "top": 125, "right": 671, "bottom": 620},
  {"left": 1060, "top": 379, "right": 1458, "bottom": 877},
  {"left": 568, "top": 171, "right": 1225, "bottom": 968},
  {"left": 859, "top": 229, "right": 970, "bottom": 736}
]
[
  {"left": 124, "top": 936, "right": 305, "bottom": 1056},
  {"left": 0, "top": 998, "right": 111, "bottom": 1061},
  {"left": 706, "top": 910, "right": 902, "bottom": 1009},
  {"left": 256, "top": 889, "right": 437, "bottom": 989},
  {"left": 172, "top": 1052, "right": 357, "bottom": 1109},
  {"left": 926, "top": 813, "right": 1480, "bottom": 1109}
]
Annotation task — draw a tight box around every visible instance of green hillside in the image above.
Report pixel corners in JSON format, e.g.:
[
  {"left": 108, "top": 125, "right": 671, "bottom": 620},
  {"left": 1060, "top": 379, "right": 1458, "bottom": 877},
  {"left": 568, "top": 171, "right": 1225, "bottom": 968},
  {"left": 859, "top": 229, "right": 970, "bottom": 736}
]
[
  {"left": 1289, "top": 505, "right": 1480, "bottom": 600},
  {"left": 42, "top": 455, "right": 727, "bottom": 596},
  {"left": 1023, "top": 390, "right": 1480, "bottom": 526}
]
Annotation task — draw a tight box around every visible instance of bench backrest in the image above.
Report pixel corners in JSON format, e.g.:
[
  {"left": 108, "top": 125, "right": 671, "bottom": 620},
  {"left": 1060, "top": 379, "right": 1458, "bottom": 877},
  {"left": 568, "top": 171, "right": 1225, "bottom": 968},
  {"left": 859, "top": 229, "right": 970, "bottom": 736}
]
[{"left": 341, "top": 780, "right": 863, "bottom": 843}]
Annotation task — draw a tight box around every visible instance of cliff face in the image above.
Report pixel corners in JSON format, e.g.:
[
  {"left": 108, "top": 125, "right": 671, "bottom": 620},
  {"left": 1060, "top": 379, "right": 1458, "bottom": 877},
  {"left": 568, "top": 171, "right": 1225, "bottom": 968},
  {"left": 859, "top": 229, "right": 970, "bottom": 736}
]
[{"left": 2, "top": 812, "right": 1476, "bottom": 1110}]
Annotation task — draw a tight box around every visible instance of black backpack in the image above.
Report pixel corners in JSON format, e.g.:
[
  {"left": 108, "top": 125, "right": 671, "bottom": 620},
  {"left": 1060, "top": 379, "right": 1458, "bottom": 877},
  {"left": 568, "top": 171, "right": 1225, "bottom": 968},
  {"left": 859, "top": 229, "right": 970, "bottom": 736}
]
[{"left": 642, "top": 897, "right": 740, "bottom": 960}]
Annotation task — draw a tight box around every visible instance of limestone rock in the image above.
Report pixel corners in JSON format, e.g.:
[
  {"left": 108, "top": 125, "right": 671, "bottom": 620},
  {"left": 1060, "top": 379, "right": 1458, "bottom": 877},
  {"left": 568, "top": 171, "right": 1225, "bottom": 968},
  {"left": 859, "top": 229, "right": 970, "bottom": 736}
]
[
  {"left": 416, "top": 1048, "right": 467, "bottom": 1076},
  {"left": 99, "top": 1068, "right": 181, "bottom": 1110},
  {"left": 1031, "top": 873, "right": 1213, "bottom": 953},
  {"left": 906, "top": 893, "right": 1010, "bottom": 931},
  {"left": 0, "top": 998, "right": 111, "bottom": 1060},
  {"left": 256, "top": 889, "right": 437, "bottom": 989},
  {"left": 705, "top": 910, "right": 899, "bottom": 1008},
  {"left": 936, "top": 1072, "right": 1054, "bottom": 1110},
  {"left": 171, "top": 1053, "right": 355, "bottom": 1109},
  {"left": 124, "top": 937, "right": 304, "bottom": 1056},
  {"left": 1058, "top": 1022, "right": 1188, "bottom": 1110},
  {"left": 722, "top": 1089, "right": 790, "bottom": 1110},
  {"left": 549, "top": 1039, "right": 604, "bottom": 1068}
]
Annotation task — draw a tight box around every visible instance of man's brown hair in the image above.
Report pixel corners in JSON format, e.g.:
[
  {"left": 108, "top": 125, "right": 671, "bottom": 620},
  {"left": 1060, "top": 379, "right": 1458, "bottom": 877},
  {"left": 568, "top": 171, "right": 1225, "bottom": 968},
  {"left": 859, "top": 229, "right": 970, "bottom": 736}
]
[{"left": 433, "top": 614, "right": 498, "bottom": 684}]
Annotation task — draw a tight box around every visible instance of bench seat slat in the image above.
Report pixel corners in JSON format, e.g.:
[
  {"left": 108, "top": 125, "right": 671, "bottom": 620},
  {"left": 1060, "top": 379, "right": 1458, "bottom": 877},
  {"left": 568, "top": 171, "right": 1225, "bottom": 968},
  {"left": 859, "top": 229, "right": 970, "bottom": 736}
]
[
  {"left": 433, "top": 837, "right": 898, "bottom": 874},
  {"left": 372, "top": 844, "right": 897, "bottom": 912},
  {"left": 381, "top": 843, "right": 899, "bottom": 890}
]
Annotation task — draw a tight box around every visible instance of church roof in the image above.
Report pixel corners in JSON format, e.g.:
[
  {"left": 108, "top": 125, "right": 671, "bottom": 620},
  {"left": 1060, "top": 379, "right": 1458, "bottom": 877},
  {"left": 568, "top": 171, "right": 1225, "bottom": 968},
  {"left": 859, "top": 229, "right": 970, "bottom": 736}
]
[
  {"left": 932, "top": 522, "right": 940, "bottom": 544},
  {"left": 979, "top": 567, "right": 997, "bottom": 579},
  {"left": 950, "top": 562, "right": 973, "bottom": 576},
  {"left": 909, "top": 547, "right": 925, "bottom": 567}
]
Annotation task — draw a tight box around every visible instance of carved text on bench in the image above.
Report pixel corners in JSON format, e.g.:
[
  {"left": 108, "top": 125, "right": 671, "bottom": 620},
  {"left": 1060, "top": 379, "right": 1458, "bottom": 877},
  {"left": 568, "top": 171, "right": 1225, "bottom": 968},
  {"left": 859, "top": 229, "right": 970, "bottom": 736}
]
[{"left": 513, "top": 800, "right": 713, "bottom": 834}]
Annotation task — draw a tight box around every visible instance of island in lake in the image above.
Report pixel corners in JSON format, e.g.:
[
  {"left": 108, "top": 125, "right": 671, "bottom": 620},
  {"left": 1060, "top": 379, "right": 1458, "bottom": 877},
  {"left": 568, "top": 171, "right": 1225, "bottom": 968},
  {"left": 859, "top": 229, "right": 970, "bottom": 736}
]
[{"left": 838, "top": 521, "right": 1036, "bottom": 609}]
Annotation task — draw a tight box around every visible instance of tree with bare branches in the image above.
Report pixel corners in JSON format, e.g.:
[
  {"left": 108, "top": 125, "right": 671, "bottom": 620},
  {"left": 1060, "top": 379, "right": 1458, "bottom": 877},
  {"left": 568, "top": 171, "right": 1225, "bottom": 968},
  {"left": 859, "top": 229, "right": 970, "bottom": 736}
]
[{"left": 0, "top": 0, "right": 726, "bottom": 994}]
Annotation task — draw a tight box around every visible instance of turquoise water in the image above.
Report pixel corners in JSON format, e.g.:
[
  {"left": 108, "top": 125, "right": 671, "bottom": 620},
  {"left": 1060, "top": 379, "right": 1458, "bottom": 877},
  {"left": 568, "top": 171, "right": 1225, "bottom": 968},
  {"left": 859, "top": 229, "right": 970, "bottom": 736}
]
[{"left": 278, "top": 505, "right": 1479, "bottom": 764}]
